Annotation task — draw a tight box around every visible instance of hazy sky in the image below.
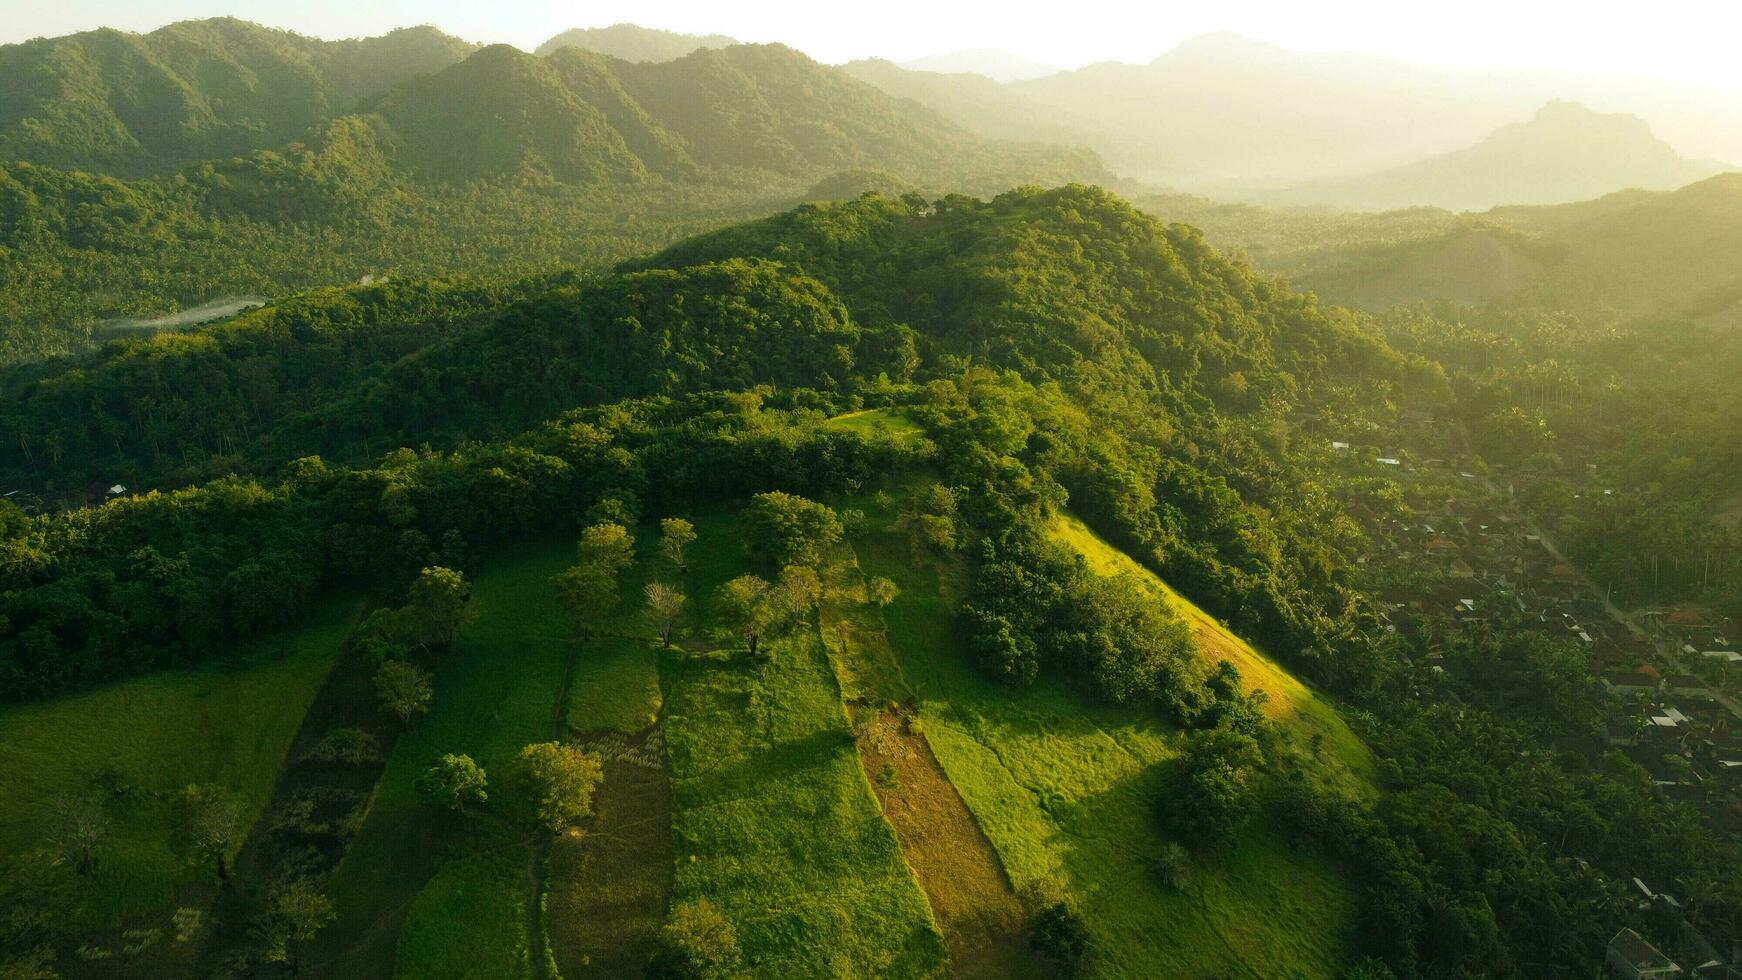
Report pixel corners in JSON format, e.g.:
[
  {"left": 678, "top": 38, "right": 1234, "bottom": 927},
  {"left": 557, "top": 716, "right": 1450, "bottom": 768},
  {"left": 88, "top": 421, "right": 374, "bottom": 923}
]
[{"left": 6, "top": 0, "right": 1741, "bottom": 91}]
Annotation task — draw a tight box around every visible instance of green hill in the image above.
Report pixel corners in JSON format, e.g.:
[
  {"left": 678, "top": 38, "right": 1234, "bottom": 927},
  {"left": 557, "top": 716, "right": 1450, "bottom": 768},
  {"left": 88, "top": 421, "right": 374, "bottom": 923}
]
[{"left": 0, "top": 18, "right": 474, "bottom": 176}]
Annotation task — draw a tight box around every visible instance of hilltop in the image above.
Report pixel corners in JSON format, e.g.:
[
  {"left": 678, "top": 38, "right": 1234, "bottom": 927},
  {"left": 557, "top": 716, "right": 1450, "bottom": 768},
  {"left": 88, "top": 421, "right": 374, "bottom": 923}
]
[{"left": 534, "top": 23, "right": 737, "bottom": 61}]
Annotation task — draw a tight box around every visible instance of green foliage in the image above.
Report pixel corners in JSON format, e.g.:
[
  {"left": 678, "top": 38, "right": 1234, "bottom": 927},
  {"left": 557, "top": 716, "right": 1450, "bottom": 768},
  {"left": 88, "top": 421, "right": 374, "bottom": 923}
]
[
  {"left": 741, "top": 491, "right": 843, "bottom": 570},
  {"left": 647, "top": 897, "right": 743, "bottom": 980},
  {"left": 513, "top": 742, "right": 603, "bottom": 831},
  {"left": 374, "top": 660, "right": 433, "bottom": 723},
  {"left": 1161, "top": 726, "right": 1267, "bottom": 851},
  {"left": 415, "top": 754, "right": 488, "bottom": 812}
]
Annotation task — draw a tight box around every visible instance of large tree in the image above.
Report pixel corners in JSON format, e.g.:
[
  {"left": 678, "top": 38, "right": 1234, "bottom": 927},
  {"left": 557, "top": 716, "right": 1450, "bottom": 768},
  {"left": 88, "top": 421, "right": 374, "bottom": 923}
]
[
  {"left": 416, "top": 754, "right": 489, "bottom": 813},
  {"left": 714, "top": 574, "right": 773, "bottom": 658},
  {"left": 742, "top": 492, "right": 843, "bottom": 570},
  {"left": 375, "top": 660, "right": 433, "bottom": 723},
  {"left": 515, "top": 742, "right": 604, "bottom": 831}
]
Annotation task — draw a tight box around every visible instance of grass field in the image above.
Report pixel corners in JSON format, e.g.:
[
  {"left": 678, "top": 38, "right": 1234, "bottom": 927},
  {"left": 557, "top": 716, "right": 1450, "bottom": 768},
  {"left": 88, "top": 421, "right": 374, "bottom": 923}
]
[
  {"left": 392, "top": 850, "right": 530, "bottom": 980},
  {"left": 660, "top": 506, "right": 949, "bottom": 977},
  {"left": 852, "top": 487, "right": 1362, "bottom": 978},
  {"left": 1048, "top": 511, "right": 1374, "bottom": 794},
  {"left": 314, "top": 538, "right": 577, "bottom": 978},
  {"left": 0, "top": 599, "right": 356, "bottom": 927},
  {"left": 821, "top": 406, "right": 927, "bottom": 446}
]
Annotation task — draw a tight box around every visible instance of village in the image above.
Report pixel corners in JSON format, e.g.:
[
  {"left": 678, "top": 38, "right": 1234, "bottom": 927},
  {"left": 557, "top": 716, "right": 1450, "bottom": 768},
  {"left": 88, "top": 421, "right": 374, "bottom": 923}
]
[{"left": 1331, "top": 421, "right": 1742, "bottom": 979}]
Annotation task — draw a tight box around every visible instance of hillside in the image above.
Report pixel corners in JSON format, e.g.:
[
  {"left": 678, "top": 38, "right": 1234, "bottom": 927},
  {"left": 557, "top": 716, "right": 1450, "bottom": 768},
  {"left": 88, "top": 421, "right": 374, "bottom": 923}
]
[
  {"left": 1258, "top": 172, "right": 1742, "bottom": 312},
  {"left": 1276, "top": 101, "right": 1718, "bottom": 211},
  {"left": 0, "top": 34, "right": 1105, "bottom": 365},
  {"left": 0, "top": 18, "right": 474, "bottom": 176},
  {"left": 534, "top": 23, "right": 736, "bottom": 61}
]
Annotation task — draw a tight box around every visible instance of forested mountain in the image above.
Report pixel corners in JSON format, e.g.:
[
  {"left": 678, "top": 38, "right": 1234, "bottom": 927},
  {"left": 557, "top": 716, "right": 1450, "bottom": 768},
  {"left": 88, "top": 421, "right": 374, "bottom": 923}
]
[
  {"left": 0, "top": 29, "right": 1104, "bottom": 365},
  {"left": 1276, "top": 101, "right": 1717, "bottom": 212},
  {"left": 0, "top": 18, "right": 475, "bottom": 176},
  {"left": 533, "top": 23, "right": 736, "bottom": 61}
]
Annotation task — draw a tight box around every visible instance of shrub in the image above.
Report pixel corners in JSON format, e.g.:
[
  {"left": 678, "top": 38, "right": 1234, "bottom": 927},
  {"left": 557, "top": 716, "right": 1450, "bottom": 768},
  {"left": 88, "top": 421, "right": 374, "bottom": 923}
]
[{"left": 302, "top": 728, "right": 383, "bottom": 767}]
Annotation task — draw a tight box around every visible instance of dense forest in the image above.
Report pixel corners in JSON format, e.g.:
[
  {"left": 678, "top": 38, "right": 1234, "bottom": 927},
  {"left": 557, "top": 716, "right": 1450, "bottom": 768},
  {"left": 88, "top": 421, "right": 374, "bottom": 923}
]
[{"left": 0, "top": 21, "right": 1103, "bottom": 365}]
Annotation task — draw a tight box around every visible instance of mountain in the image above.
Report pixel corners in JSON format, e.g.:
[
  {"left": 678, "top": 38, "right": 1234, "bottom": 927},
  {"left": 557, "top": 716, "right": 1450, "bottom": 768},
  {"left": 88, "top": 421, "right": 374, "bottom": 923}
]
[
  {"left": 0, "top": 18, "right": 475, "bottom": 176},
  {"left": 0, "top": 33, "right": 1106, "bottom": 365},
  {"left": 534, "top": 23, "right": 736, "bottom": 61},
  {"left": 1227, "top": 172, "right": 1742, "bottom": 313},
  {"left": 847, "top": 32, "right": 1742, "bottom": 195},
  {"left": 898, "top": 49, "right": 1059, "bottom": 81},
  {"left": 1275, "top": 102, "right": 1719, "bottom": 211}
]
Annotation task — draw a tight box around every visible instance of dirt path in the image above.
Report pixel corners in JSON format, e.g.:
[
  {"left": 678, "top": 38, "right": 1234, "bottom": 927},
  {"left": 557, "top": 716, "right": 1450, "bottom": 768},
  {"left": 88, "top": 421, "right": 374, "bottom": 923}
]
[
  {"left": 822, "top": 544, "right": 1044, "bottom": 979},
  {"left": 526, "top": 641, "right": 583, "bottom": 980}
]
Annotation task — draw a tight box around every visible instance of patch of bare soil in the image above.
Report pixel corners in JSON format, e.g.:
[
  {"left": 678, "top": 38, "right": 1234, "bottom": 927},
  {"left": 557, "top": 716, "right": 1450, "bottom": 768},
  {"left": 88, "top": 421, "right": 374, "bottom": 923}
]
[{"left": 855, "top": 709, "right": 1044, "bottom": 980}]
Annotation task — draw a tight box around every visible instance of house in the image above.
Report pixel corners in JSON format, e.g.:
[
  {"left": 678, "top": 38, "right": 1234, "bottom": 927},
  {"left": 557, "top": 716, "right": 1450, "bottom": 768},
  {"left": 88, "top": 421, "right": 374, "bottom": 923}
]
[
  {"left": 107, "top": 484, "right": 127, "bottom": 496},
  {"left": 1608, "top": 927, "right": 1682, "bottom": 978},
  {"left": 1605, "top": 671, "right": 1662, "bottom": 695}
]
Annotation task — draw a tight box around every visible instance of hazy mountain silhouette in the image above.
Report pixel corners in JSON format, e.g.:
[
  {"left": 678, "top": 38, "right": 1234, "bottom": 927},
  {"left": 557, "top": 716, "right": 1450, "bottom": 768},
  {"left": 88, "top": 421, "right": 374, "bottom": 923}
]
[{"left": 533, "top": 23, "right": 736, "bottom": 62}]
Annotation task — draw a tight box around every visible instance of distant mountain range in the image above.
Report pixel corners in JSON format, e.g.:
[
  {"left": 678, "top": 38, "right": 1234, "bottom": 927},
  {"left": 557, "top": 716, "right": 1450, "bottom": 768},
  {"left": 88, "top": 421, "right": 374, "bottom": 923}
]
[
  {"left": 1269, "top": 101, "right": 1720, "bottom": 212},
  {"left": 534, "top": 23, "right": 736, "bottom": 62},
  {"left": 846, "top": 32, "right": 1742, "bottom": 203},
  {"left": 898, "top": 49, "right": 1058, "bottom": 81}
]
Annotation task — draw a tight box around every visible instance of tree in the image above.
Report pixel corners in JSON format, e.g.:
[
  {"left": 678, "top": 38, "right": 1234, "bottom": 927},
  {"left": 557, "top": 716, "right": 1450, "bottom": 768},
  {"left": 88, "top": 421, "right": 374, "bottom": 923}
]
[
  {"left": 259, "top": 879, "right": 335, "bottom": 973},
  {"left": 515, "top": 742, "right": 603, "bottom": 831},
  {"left": 179, "top": 784, "right": 240, "bottom": 881},
  {"left": 714, "top": 574, "right": 772, "bottom": 657},
  {"left": 578, "top": 522, "right": 636, "bottom": 577},
  {"left": 770, "top": 564, "right": 822, "bottom": 627},
  {"left": 375, "top": 660, "right": 433, "bottom": 723},
  {"left": 45, "top": 790, "right": 108, "bottom": 876},
  {"left": 648, "top": 898, "right": 742, "bottom": 980},
  {"left": 416, "top": 754, "right": 488, "bottom": 813},
  {"left": 867, "top": 576, "right": 899, "bottom": 608},
  {"left": 891, "top": 483, "right": 958, "bottom": 565},
  {"left": 553, "top": 563, "right": 620, "bottom": 639},
  {"left": 405, "top": 566, "right": 474, "bottom": 651},
  {"left": 645, "top": 582, "right": 687, "bottom": 647},
  {"left": 1161, "top": 726, "right": 1266, "bottom": 850},
  {"left": 659, "top": 517, "right": 697, "bottom": 573},
  {"left": 742, "top": 492, "right": 842, "bottom": 570}
]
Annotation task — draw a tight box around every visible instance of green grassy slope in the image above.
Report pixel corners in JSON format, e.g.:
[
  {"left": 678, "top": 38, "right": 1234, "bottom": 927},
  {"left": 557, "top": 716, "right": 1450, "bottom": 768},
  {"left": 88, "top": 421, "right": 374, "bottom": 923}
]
[
  {"left": 315, "top": 539, "right": 578, "bottom": 978},
  {"left": 0, "top": 599, "right": 354, "bottom": 926},
  {"left": 660, "top": 506, "right": 948, "bottom": 977},
  {"left": 1048, "top": 512, "right": 1373, "bottom": 793},
  {"left": 852, "top": 489, "right": 1362, "bottom": 978}
]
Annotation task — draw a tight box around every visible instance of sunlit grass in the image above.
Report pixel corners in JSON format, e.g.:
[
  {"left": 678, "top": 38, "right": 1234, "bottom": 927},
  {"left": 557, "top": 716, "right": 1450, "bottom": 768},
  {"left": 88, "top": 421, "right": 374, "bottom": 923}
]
[{"left": 0, "top": 599, "right": 355, "bottom": 926}]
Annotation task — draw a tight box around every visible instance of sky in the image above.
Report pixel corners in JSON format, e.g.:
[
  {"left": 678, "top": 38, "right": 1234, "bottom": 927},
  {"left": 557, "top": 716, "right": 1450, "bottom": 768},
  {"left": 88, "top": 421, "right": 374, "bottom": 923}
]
[{"left": 4, "top": 0, "right": 1742, "bottom": 91}]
